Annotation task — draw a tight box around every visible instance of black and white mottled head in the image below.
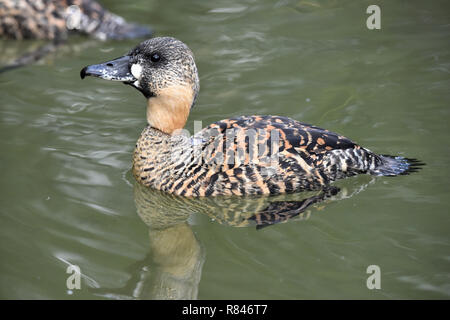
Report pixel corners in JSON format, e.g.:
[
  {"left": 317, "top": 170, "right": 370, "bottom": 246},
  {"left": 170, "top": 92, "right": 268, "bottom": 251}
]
[
  {"left": 81, "top": 37, "right": 199, "bottom": 104},
  {"left": 81, "top": 37, "right": 200, "bottom": 133},
  {"left": 126, "top": 37, "right": 199, "bottom": 102}
]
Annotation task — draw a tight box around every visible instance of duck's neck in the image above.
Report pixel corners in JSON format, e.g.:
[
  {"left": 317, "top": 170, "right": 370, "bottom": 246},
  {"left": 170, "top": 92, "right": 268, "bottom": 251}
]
[
  {"left": 146, "top": 85, "right": 194, "bottom": 135},
  {"left": 133, "top": 125, "right": 193, "bottom": 190}
]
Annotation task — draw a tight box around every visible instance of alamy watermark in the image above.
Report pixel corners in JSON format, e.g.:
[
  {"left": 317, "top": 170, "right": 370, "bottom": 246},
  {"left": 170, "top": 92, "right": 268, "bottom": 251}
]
[
  {"left": 366, "top": 265, "right": 381, "bottom": 289},
  {"left": 65, "top": 5, "right": 82, "bottom": 30},
  {"left": 66, "top": 265, "right": 81, "bottom": 290},
  {"left": 171, "top": 120, "right": 281, "bottom": 177},
  {"left": 366, "top": 5, "right": 381, "bottom": 30}
]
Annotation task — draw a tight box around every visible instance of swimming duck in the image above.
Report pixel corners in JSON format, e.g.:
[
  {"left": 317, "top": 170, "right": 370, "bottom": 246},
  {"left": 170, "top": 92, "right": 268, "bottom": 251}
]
[
  {"left": 80, "top": 37, "right": 422, "bottom": 197},
  {"left": 0, "top": 0, "right": 151, "bottom": 40}
]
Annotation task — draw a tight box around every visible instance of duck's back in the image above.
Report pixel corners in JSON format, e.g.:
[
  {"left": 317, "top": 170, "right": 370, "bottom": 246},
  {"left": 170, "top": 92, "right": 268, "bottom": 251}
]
[
  {"left": 0, "top": 0, "right": 65, "bottom": 40},
  {"left": 185, "top": 115, "right": 368, "bottom": 196}
]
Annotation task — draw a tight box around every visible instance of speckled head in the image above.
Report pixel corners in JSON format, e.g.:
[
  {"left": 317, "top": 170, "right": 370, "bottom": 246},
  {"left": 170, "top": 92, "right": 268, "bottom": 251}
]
[{"left": 81, "top": 37, "right": 200, "bottom": 134}]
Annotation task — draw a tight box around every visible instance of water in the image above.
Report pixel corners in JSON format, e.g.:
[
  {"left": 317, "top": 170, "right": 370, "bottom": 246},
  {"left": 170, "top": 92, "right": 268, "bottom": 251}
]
[{"left": 0, "top": 0, "right": 449, "bottom": 299}]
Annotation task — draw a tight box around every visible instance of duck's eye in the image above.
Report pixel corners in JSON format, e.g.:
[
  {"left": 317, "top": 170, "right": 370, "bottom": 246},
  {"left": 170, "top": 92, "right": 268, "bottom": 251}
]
[{"left": 150, "top": 53, "right": 161, "bottom": 63}]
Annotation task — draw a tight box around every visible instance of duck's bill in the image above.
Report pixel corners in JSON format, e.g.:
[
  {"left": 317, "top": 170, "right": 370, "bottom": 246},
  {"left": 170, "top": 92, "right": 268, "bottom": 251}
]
[{"left": 80, "top": 55, "right": 136, "bottom": 82}]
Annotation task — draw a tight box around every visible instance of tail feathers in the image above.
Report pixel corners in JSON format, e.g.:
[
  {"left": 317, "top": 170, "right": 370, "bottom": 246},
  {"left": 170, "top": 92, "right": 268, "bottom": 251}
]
[{"left": 371, "top": 155, "right": 425, "bottom": 176}]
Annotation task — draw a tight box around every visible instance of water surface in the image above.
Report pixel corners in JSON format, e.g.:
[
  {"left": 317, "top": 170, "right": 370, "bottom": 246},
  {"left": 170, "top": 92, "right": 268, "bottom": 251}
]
[{"left": 0, "top": 0, "right": 449, "bottom": 299}]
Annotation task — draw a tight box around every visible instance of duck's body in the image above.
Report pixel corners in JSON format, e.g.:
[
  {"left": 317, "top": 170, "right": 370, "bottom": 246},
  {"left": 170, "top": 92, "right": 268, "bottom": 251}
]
[
  {"left": 81, "top": 37, "right": 421, "bottom": 198},
  {"left": 0, "top": 0, "right": 151, "bottom": 40},
  {"left": 133, "top": 115, "right": 414, "bottom": 197}
]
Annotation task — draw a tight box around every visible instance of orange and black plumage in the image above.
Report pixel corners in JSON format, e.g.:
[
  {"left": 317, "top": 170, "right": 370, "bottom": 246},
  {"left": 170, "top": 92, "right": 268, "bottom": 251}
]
[{"left": 81, "top": 37, "right": 423, "bottom": 198}]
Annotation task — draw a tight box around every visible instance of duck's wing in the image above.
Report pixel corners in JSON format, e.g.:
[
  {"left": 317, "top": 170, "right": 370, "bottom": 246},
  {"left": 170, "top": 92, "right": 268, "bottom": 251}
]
[
  {"left": 196, "top": 115, "right": 359, "bottom": 167},
  {"left": 183, "top": 115, "right": 360, "bottom": 196}
]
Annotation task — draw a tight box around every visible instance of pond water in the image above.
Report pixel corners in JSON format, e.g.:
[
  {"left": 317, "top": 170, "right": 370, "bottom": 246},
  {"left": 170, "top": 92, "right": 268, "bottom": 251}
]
[{"left": 0, "top": 0, "right": 449, "bottom": 299}]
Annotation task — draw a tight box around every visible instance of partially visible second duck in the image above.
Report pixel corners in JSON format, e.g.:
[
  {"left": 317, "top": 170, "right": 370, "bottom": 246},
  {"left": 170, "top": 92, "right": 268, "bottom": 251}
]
[
  {"left": 80, "top": 37, "right": 422, "bottom": 197},
  {"left": 0, "top": 0, "right": 152, "bottom": 72},
  {"left": 0, "top": 0, "right": 151, "bottom": 40}
]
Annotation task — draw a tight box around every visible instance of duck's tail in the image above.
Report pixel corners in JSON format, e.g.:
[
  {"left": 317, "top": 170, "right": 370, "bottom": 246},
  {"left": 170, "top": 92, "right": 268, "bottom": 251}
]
[{"left": 370, "top": 155, "right": 424, "bottom": 176}]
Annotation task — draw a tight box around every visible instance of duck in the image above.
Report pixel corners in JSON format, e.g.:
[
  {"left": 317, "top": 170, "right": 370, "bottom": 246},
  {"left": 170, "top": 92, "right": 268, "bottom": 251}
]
[
  {"left": 80, "top": 37, "right": 422, "bottom": 197},
  {"left": 0, "top": 0, "right": 151, "bottom": 41}
]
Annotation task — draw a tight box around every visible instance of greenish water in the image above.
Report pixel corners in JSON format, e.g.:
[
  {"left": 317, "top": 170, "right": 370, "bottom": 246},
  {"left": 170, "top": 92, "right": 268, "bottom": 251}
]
[{"left": 1, "top": 0, "right": 449, "bottom": 299}]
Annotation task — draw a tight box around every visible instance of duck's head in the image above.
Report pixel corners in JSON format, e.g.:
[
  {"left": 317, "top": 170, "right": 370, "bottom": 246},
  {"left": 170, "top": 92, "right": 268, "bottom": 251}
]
[{"left": 80, "top": 37, "right": 199, "bottom": 134}]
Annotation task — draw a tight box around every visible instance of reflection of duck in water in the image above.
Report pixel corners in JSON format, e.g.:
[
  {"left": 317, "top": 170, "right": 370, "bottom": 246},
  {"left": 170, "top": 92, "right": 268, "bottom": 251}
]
[
  {"left": 134, "top": 181, "right": 345, "bottom": 230},
  {"left": 132, "top": 181, "right": 350, "bottom": 296},
  {"left": 91, "top": 178, "right": 373, "bottom": 299},
  {"left": 81, "top": 37, "right": 423, "bottom": 199},
  {"left": 132, "top": 183, "right": 204, "bottom": 299},
  {"left": 0, "top": 0, "right": 152, "bottom": 71},
  {"left": 91, "top": 182, "right": 205, "bottom": 300}
]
